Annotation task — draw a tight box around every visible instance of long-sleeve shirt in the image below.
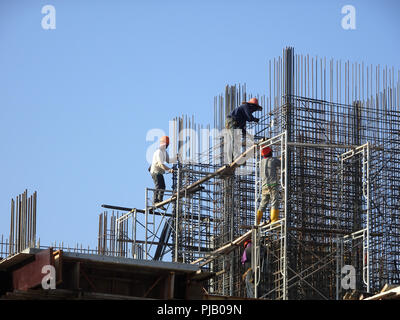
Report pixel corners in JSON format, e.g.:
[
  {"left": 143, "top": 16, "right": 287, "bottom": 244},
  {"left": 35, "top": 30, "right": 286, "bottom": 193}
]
[
  {"left": 150, "top": 147, "right": 170, "bottom": 174},
  {"left": 228, "top": 103, "right": 261, "bottom": 130},
  {"left": 260, "top": 157, "right": 280, "bottom": 187}
]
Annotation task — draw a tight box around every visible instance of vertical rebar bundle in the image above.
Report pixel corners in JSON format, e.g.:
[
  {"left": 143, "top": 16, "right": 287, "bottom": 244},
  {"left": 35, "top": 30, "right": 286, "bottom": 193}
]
[
  {"left": 266, "top": 47, "right": 400, "bottom": 299},
  {"left": 97, "top": 210, "right": 143, "bottom": 258},
  {"left": 8, "top": 190, "right": 37, "bottom": 255}
]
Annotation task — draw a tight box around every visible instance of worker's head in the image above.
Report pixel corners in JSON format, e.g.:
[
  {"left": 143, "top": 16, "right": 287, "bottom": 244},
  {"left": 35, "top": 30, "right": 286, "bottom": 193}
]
[
  {"left": 160, "top": 136, "right": 170, "bottom": 148},
  {"left": 247, "top": 97, "right": 263, "bottom": 111},
  {"left": 261, "top": 146, "right": 272, "bottom": 158},
  {"left": 243, "top": 239, "right": 251, "bottom": 248}
]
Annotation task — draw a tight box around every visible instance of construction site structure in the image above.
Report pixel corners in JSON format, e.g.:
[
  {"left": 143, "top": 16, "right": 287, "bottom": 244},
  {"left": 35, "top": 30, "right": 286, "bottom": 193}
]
[
  {"left": 98, "top": 47, "right": 400, "bottom": 299},
  {"left": 1, "top": 47, "right": 400, "bottom": 300}
]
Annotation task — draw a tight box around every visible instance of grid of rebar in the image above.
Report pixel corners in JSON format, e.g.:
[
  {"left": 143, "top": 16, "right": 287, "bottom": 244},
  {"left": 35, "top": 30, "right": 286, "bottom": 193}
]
[
  {"left": 168, "top": 48, "right": 400, "bottom": 299},
  {"left": 2, "top": 190, "right": 37, "bottom": 256},
  {"left": 171, "top": 162, "right": 217, "bottom": 264},
  {"left": 278, "top": 95, "right": 400, "bottom": 298},
  {"left": 86, "top": 48, "right": 400, "bottom": 299},
  {"left": 268, "top": 47, "right": 400, "bottom": 299},
  {"left": 167, "top": 85, "right": 270, "bottom": 296}
]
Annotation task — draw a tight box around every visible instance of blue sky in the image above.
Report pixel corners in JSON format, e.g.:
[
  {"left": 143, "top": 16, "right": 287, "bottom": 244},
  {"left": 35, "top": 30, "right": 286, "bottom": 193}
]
[{"left": 0, "top": 0, "right": 399, "bottom": 249}]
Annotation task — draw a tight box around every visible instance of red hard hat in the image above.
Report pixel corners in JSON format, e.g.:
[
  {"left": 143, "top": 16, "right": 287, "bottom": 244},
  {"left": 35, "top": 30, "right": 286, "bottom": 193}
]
[
  {"left": 160, "top": 136, "right": 170, "bottom": 146},
  {"left": 261, "top": 146, "right": 272, "bottom": 157},
  {"left": 244, "top": 239, "right": 251, "bottom": 248}
]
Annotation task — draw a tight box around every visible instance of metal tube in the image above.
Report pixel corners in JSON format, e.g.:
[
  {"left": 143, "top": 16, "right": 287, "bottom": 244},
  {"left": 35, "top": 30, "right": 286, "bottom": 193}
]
[{"left": 175, "top": 162, "right": 180, "bottom": 262}]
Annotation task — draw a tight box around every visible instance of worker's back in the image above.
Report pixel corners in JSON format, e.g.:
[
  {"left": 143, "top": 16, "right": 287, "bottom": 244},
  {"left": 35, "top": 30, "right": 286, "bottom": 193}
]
[
  {"left": 260, "top": 157, "right": 280, "bottom": 187},
  {"left": 229, "top": 103, "right": 261, "bottom": 130}
]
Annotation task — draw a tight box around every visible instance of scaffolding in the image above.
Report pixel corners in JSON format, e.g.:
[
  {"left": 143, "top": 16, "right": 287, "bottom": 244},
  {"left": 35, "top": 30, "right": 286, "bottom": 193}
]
[
  {"left": 1, "top": 47, "right": 398, "bottom": 300},
  {"left": 97, "top": 47, "right": 400, "bottom": 299}
]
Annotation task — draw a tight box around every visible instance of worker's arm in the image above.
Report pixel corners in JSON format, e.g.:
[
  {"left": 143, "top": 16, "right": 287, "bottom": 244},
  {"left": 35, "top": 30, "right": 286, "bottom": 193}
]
[
  {"left": 242, "top": 105, "right": 258, "bottom": 122},
  {"left": 155, "top": 149, "right": 173, "bottom": 173},
  {"left": 160, "top": 163, "right": 173, "bottom": 173}
]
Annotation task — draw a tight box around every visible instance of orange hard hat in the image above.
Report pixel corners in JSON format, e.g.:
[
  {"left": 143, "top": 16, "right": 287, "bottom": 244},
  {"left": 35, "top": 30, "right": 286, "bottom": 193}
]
[
  {"left": 247, "top": 97, "right": 262, "bottom": 111},
  {"left": 261, "top": 146, "right": 272, "bottom": 157},
  {"left": 248, "top": 97, "right": 259, "bottom": 105},
  {"left": 160, "top": 136, "right": 170, "bottom": 146}
]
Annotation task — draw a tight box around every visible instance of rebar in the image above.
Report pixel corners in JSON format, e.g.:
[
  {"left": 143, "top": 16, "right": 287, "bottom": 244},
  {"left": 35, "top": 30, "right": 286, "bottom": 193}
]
[{"left": 93, "top": 47, "right": 399, "bottom": 300}]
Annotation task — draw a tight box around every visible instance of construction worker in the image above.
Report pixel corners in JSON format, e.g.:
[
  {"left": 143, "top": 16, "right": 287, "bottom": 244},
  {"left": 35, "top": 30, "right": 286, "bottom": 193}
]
[
  {"left": 256, "top": 146, "right": 280, "bottom": 225},
  {"left": 226, "top": 97, "right": 263, "bottom": 133},
  {"left": 149, "top": 136, "right": 173, "bottom": 210},
  {"left": 225, "top": 97, "right": 262, "bottom": 163},
  {"left": 241, "top": 239, "right": 254, "bottom": 298}
]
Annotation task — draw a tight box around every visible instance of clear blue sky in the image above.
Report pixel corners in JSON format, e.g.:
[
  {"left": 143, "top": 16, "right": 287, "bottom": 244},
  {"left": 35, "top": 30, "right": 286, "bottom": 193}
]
[{"left": 1, "top": 0, "right": 399, "bottom": 249}]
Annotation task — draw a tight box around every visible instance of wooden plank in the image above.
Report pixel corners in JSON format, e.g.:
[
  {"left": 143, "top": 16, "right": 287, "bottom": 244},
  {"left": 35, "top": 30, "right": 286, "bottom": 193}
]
[
  {"left": 191, "top": 229, "right": 252, "bottom": 266},
  {"left": 364, "top": 286, "right": 400, "bottom": 300}
]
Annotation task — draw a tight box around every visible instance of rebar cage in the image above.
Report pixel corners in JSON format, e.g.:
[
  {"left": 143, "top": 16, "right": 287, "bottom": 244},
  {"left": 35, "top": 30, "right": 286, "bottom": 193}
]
[{"left": 4, "top": 48, "right": 395, "bottom": 300}]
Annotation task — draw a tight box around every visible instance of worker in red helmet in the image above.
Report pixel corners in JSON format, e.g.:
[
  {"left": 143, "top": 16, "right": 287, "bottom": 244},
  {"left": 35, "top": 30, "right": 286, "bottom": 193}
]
[
  {"left": 149, "top": 136, "right": 173, "bottom": 210},
  {"left": 256, "top": 145, "right": 280, "bottom": 225}
]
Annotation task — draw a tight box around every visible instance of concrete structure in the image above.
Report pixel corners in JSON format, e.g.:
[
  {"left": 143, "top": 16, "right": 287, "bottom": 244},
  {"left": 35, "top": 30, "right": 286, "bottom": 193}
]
[
  {"left": 0, "top": 247, "right": 213, "bottom": 300},
  {"left": 1, "top": 47, "right": 400, "bottom": 300}
]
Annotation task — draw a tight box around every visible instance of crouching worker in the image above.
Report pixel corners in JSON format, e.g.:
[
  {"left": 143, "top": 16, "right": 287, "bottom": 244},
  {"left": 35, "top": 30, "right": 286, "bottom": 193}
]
[
  {"left": 256, "top": 146, "right": 280, "bottom": 225},
  {"left": 149, "top": 136, "right": 173, "bottom": 211},
  {"left": 225, "top": 97, "right": 263, "bottom": 163}
]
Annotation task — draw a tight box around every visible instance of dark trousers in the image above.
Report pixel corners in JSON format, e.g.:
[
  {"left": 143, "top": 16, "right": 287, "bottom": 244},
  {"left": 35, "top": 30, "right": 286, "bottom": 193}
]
[{"left": 151, "top": 172, "right": 166, "bottom": 204}]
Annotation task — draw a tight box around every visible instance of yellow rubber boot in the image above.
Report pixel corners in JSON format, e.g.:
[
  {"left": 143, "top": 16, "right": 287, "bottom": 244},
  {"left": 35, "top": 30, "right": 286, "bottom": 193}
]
[
  {"left": 270, "top": 208, "right": 279, "bottom": 223},
  {"left": 256, "top": 210, "right": 263, "bottom": 225}
]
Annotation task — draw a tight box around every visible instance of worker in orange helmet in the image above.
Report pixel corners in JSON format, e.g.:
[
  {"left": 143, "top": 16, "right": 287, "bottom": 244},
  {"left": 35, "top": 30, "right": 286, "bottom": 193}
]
[
  {"left": 226, "top": 97, "right": 263, "bottom": 134},
  {"left": 225, "top": 97, "right": 262, "bottom": 163},
  {"left": 256, "top": 145, "right": 280, "bottom": 225},
  {"left": 149, "top": 136, "right": 173, "bottom": 210}
]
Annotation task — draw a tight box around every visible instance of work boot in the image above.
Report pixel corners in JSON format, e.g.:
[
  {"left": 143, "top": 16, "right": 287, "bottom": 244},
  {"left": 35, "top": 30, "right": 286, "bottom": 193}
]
[
  {"left": 270, "top": 208, "right": 279, "bottom": 223},
  {"left": 256, "top": 210, "right": 263, "bottom": 225}
]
